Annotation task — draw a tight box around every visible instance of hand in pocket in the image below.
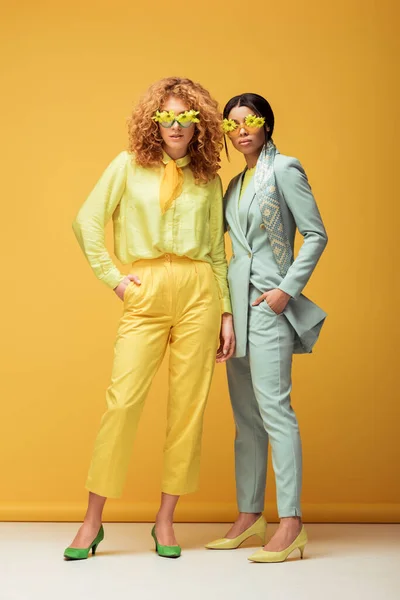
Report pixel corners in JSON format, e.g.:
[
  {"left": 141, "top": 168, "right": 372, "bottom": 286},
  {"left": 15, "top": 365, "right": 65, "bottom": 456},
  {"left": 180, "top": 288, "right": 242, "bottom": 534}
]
[{"left": 113, "top": 274, "right": 141, "bottom": 301}]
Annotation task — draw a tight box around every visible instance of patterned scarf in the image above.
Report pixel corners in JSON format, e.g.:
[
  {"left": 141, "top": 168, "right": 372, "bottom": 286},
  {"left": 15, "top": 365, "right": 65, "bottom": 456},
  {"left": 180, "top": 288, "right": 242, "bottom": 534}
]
[{"left": 254, "top": 140, "right": 293, "bottom": 276}]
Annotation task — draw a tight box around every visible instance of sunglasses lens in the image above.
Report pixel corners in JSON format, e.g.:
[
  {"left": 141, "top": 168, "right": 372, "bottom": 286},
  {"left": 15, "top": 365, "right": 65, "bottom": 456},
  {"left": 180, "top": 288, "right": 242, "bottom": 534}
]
[
  {"left": 178, "top": 121, "right": 194, "bottom": 128},
  {"left": 245, "top": 126, "right": 260, "bottom": 135},
  {"left": 228, "top": 127, "right": 240, "bottom": 137},
  {"left": 228, "top": 125, "right": 260, "bottom": 137},
  {"left": 160, "top": 121, "right": 174, "bottom": 128}
]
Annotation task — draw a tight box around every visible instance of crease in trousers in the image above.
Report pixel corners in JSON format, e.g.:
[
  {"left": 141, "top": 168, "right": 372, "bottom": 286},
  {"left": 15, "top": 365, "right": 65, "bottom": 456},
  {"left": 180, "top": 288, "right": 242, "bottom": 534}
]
[
  {"left": 86, "top": 254, "right": 221, "bottom": 498},
  {"left": 227, "top": 285, "right": 302, "bottom": 518}
]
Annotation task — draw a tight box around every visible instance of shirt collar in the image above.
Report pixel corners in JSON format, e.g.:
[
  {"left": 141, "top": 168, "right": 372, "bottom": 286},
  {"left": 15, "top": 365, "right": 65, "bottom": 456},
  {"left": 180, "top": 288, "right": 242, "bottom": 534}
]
[{"left": 162, "top": 150, "right": 191, "bottom": 168}]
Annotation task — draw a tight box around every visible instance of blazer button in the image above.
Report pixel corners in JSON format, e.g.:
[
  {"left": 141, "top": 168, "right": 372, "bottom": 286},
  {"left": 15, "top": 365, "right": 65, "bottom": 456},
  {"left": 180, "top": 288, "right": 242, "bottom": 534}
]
[
  {"left": 260, "top": 223, "right": 266, "bottom": 229},
  {"left": 248, "top": 252, "right": 252, "bottom": 258}
]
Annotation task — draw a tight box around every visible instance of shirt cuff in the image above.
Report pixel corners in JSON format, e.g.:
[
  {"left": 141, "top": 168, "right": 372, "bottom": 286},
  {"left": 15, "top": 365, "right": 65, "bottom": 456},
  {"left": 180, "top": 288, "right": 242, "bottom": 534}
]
[
  {"left": 221, "top": 297, "right": 232, "bottom": 314},
  {"left": 100, "top": 269, "right": 125, "bottom": 290}
]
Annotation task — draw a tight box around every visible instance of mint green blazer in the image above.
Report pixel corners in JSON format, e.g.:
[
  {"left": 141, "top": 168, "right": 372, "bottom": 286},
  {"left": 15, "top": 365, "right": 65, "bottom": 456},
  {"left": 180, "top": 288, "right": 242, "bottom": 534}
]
[{"left": 225, "top": 152, "right": 328, "bottom": 357}]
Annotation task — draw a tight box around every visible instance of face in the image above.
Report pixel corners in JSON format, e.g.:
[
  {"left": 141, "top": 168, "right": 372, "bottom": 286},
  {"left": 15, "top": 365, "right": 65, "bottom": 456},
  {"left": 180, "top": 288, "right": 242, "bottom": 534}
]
[
  {"left": 158, "top": 96, "right": 196, "bottom": 156},
  {"left": 227, "top": 105, "right": 267, "bottom": 156}
]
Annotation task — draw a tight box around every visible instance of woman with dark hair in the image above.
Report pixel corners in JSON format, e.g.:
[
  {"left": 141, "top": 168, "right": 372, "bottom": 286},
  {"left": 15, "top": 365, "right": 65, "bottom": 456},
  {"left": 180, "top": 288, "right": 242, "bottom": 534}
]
[
  {"left": 206, "top": 93, "right": 328, "bottom": 562},
  {"left": 64, "top": 77, "right": 234, "bottom": 560}
]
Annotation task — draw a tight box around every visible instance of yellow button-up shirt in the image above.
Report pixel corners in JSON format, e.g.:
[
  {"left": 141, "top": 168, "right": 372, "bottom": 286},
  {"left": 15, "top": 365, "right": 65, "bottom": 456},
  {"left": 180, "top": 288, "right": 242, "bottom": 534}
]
[{"left": 72, "top": 150, "right": 231, "bottom": 313}]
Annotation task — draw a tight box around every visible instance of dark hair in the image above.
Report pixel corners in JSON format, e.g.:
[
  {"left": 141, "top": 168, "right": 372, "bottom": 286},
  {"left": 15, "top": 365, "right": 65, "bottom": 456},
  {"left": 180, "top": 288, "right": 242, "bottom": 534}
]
[{"left": 223, "top": 93, "right": 275, "bottom": 157}]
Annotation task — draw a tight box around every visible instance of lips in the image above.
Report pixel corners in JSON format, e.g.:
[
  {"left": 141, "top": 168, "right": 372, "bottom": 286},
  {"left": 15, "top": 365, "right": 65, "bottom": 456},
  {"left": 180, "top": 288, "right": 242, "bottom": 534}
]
[{"left": 239, "top": 139, "right": 252, "bottom": 146}]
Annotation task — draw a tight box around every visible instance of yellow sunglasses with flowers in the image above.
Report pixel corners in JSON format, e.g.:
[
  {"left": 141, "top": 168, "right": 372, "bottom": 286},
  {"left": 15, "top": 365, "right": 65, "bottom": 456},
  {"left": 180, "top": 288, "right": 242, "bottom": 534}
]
[
  {"left": 152, "top": 109, "right": 200, "bottom": 129},
  {"left": 222, "top": 114, "right": 266, "bottom": 137}
]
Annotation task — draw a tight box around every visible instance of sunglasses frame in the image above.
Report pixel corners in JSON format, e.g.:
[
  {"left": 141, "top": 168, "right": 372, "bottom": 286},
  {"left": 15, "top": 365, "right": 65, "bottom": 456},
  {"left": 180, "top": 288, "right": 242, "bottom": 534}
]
[
  {"left": 222, "top": 114, "right": 266, "bottom": 137},
  {"left": 152, "top": 109, "right": 200, "bottom": 129}
]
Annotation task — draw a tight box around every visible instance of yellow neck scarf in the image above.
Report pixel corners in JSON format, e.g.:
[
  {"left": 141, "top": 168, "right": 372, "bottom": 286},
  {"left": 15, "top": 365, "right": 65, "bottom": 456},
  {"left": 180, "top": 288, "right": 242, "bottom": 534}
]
[{"left": 160, "top": 151, "right": 191, "bottom": 214}]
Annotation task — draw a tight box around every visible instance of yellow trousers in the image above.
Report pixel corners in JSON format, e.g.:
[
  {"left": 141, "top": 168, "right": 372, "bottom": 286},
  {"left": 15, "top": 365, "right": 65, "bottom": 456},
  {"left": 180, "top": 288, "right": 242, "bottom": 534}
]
[{"left": 86, "top": 254, "right": 221, "bottom": 498}]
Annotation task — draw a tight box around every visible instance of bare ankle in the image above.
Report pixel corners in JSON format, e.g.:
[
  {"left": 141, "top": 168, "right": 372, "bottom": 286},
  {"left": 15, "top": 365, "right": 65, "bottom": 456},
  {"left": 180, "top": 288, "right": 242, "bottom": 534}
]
[
  {"left": 83, "top": 516, "right": 102, "bottom": 527},
  {"left": 279, "top": 516, "right": 302, "bottom": 527},
  {"left": 156, "top": 514, "right": 174, "bottom": 525},
  {"left": 239, "top": 512, "right": 261, "bottom": 520}
]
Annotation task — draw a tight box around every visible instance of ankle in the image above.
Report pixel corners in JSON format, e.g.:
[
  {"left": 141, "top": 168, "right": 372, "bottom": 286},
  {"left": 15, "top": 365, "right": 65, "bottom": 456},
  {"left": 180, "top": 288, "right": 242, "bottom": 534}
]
[
  {"left": 156, "top": 513, "right": 174, "bottom": 525},
  {"left": 279, "top": 517, "right": 302, "bottom": 528},
  {"left": 83, "top": 516, "right": 102, "bottom": 527},
  {"left": 238, "top": 512, "right": 262, "bottom": 521}
]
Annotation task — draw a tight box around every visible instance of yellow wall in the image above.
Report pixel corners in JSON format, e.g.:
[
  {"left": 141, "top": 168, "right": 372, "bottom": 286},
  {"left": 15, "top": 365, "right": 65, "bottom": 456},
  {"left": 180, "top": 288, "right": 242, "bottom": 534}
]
[{"left": 1, "top": 0, "right": 399, "bottom": 523}]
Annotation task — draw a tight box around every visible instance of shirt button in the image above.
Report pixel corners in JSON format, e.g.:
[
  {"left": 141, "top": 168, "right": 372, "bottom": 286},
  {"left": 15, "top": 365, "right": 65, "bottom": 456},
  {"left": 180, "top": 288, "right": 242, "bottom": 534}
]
[{"left": 164, "top": 253, "right": 170, "bottom": 260}]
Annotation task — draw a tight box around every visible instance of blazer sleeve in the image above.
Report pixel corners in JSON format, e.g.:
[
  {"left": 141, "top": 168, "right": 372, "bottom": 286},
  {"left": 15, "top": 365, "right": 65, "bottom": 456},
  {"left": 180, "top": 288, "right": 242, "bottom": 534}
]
[
  {"left": 72, "top": 151, "right": 128, "bottom": 290},
  {"left": 277, "top": 158, "right": 328, "bottom": 299},
  {"left": 209, "top": 175, "right": 232, "bottom": 314}
]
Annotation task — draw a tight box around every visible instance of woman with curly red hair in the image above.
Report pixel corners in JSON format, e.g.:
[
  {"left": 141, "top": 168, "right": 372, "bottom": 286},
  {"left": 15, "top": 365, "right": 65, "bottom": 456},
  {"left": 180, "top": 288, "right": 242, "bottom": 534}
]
[{"left": 64, "top": 77, "right": 234, "bottom": 560}]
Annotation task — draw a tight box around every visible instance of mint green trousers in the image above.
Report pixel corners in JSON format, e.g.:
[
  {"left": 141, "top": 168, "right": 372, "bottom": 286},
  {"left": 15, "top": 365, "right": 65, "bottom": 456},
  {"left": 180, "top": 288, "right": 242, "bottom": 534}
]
[{"left": 227, "top": 286, "right": 302, "bottom": 517}]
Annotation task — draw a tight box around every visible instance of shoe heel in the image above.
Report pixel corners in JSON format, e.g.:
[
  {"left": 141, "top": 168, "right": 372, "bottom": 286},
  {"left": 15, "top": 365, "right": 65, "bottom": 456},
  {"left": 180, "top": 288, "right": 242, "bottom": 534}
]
[
  {"left": 92, "top": 544, "right": 98, "bottom": 555},
  {"left": 256, "top": 522, "right": 267, "bottom": 544},
  {"left": 299, "top": 545, "right": 306, "bottom": 559},
  {"left": 257, "top": 529, "right": 266, "bottom": 544}
]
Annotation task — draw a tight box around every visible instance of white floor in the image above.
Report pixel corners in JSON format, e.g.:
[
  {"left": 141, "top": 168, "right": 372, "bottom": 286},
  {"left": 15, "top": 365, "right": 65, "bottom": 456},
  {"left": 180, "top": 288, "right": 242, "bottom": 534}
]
[{"left": 1, "top": 523, "right": 399, "bottom": 600}]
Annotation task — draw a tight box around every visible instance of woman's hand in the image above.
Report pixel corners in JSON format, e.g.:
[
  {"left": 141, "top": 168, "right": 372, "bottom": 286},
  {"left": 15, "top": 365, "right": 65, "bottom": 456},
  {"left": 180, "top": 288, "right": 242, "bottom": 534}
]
[
  {"left": 113, "top": 274, "right": 141, "bottom": 301},
  {"left": 216, "top": 313, "right": 235, "bottom": 363},
  {"left": 252, "top": 288, "right": 290, "bottom": 314}
]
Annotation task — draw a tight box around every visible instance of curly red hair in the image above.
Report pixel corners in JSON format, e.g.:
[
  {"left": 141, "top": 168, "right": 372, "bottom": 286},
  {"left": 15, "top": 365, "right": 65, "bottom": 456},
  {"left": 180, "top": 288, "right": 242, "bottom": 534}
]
[{"left": 127, "top": 77, "right": 223, "bottom": 184}]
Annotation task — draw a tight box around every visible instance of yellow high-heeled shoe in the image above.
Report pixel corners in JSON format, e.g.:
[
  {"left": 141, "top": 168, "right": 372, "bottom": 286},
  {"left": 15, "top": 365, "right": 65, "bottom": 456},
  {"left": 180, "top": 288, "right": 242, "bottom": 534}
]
[
  {"left": 248, "top": 526, "right": 308, "bottom": 563},
  {"left": 205, "top": 515, "right": 267, "bottom": 550}
]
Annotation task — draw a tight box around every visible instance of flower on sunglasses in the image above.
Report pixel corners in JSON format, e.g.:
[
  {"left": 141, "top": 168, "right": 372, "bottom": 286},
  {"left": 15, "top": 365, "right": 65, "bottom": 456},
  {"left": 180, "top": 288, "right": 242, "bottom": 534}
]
[
  {"left": 245, "top": 115, "right": 265, "bottom": 128},
  {"left": 222, "top": 119, "right": 238, "bottom": 133},
  {"left": 177, "top": 110, "right": 200, "bottom": 124},
  {"left": 152, "top": 110, "right": 176, "bottom": 123},
  {"left": 152, "top": 109, "right": 200, "bottom": 125}
]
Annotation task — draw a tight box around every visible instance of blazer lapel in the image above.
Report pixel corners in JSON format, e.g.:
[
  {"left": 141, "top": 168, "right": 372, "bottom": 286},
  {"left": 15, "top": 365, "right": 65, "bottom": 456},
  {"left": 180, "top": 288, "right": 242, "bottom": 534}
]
[{"left": 225, "top": 172, "right": 251, "bottom": 251}]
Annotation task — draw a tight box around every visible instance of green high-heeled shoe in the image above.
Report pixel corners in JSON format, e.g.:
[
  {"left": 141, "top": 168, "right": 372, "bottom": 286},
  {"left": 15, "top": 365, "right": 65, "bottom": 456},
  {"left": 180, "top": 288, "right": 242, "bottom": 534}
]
[
  {"left": 151, "top": 525, "right": 181, "bottom": 559},
  {"left": 64, "top": 525, "right": 104, "bottom": 561}
]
